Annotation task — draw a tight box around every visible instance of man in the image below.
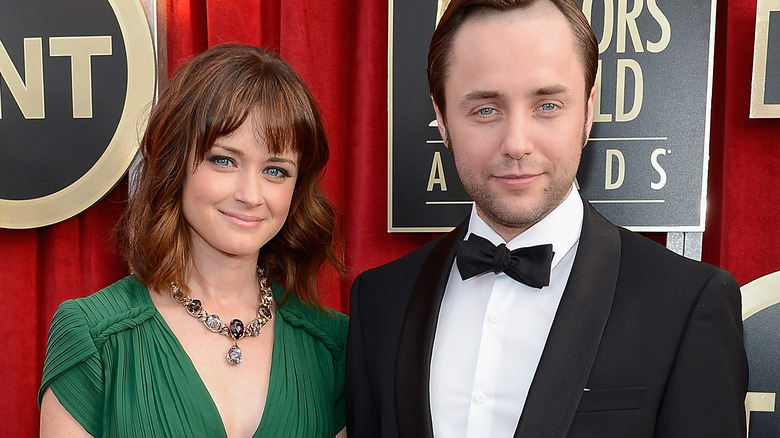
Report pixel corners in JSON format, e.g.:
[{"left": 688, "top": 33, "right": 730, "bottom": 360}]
[{"left": 346, "top": 0, "right": 748, "bottom": 436}]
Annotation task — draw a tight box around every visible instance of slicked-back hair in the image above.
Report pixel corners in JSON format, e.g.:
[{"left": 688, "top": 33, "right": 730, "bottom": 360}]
[
  {"left": 428, "top": 0, "right": 598, "bottom": 120},
  {"left": 115, "top": 44, "right": 342, "bottom": 310}
]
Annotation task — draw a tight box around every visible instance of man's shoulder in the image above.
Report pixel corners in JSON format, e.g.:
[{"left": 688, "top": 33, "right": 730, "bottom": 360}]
[
  {"left": 359, "top": 232, "right": 454, "bottom": 280},
  {"left": 615, "top": 227, "right": 730, "bottom": 282}
]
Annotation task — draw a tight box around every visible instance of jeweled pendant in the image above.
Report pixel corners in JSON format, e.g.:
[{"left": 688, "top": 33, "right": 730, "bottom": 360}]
[
  {"left": 227, "top": 343, "right": 242, "bottom": 365},
  {"left": 229, "top": 319, "right": 245, "bottom": 340}
]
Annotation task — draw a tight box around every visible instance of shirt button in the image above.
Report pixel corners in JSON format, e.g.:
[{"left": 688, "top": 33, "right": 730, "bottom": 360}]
[
  {"left": 489, "top": 312, "right": 501, "bottom": 323},
  {"left": 475, "top": 392, "right": 487, "bottom": 404}
]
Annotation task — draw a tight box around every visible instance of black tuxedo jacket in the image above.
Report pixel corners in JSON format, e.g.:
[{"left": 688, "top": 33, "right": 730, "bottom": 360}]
[{"left": 346, "top": 197, "right": 748, "bottom": 437}]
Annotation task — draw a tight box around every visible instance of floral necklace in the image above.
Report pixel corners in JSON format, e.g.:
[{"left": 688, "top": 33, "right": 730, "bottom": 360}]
[{"left": 171, "top": 268, "right": 275, "bottom": 365}]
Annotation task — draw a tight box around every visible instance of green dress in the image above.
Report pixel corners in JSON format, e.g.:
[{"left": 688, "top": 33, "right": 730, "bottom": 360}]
[{"left": 38, "top": 275, "right": 347, "bottom": 437}]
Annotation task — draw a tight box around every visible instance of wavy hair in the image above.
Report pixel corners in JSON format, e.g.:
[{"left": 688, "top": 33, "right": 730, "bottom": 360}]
[{"left": 115, "top": 44, "right": 342, "bottom": 310}]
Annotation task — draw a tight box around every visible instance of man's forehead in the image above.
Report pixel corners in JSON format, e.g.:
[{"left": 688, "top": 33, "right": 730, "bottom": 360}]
[
  {"left": 443, "top": 3, "right": 582, "bottom": 91},
  {"left": 456, "top": 1, "right": 562, "bottom": 29}
]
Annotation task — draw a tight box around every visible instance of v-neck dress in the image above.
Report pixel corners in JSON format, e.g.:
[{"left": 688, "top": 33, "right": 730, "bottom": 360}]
[{"left": 38, "top": 275, "right": 347, "bottom": 437}]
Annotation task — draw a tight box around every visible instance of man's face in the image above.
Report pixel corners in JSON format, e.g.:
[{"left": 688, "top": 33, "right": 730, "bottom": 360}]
[{"left": 434, "top": 2, "right": 596, "bottom": 241}]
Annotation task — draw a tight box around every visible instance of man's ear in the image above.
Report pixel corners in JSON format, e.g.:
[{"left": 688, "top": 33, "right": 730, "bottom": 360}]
[
  {"left": 431, "top": 95, "right": 449, "bottom": 149},
  {"left": 583, "top": 84, "right": 597, "bottom": 147}
]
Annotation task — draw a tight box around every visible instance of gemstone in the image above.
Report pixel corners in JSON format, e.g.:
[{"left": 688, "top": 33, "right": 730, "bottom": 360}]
[
  {"left": 205, "top": 314, "right": 222, "bottom": 331},
  {"left": 227, "top": 344, "right": 242, "bottom": 365},
  {"left": 186, "top": 299, "right": 202, "bottom": 314},
  {"left": 247, "top": 319, "right": 261, "bottom": 336},
  {"left": 229, "top": 319, "right": 245, "bottom": 340},
  {"left": 172, "top": 289, "right": 184, "bottom": 300},
  {"left": 260, "top": 304, "right": 272, "bottom": 320}
]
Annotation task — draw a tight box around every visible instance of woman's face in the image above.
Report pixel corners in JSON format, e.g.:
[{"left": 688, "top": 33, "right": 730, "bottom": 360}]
[{"left": 182, "top": 113, "right": 298, "bottom": 263}]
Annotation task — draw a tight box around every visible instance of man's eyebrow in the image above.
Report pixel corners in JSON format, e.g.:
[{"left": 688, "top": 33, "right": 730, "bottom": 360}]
[
  {"left": 459, "top": 86, "right": 571, "bottom": 104},
  {"left": 532, "top": 85, "right": 570, "bottom": 96},
  {"left": 461, "top": 90, "right": 502, "bottom": 103}
]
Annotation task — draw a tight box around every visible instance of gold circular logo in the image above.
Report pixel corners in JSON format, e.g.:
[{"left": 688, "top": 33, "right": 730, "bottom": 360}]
[{"left": 0, "top": 0, "right": 155, "bottom": 229}]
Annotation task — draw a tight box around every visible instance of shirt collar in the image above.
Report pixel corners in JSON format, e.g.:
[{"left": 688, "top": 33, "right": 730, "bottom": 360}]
[{"left": 465, "top": 185, "right": 584, "bottom": 269}]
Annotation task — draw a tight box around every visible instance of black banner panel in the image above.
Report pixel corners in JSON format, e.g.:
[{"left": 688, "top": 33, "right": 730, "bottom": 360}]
[
  {"left": 0, "top": 0, "right": 156, "bottom": 229},
  {"left": 389, "top": 0, "right": 716, "bottom": 232}
]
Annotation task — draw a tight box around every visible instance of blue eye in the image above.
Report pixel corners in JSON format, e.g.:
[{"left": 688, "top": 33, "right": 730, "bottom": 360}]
[
  {"left": 209, "top": 155, "right": 233, "bottom": 167},
  {"left": 539, "top": 103, "right": 558, "bottom": 112},
  {"left": 264, "top": 167, "right": 290, "bottom": 179},
  {"left": 478, "top": 108, "right": 496, "bottom": 116}
]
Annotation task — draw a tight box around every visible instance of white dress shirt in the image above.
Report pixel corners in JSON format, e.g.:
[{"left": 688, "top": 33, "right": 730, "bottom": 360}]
[{"left": 430, "top": 188, "right": 584, "bottom": 438}]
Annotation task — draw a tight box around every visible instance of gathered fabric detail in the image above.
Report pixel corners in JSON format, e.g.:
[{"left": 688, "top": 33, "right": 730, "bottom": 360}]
[{"left": 91, "top": 306, "right": 157, "bottom": 349}]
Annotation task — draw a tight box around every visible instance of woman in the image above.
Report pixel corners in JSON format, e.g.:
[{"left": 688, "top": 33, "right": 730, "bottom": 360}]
[{"left": 39, "top": 44, "right": 347, "bottom": 437}]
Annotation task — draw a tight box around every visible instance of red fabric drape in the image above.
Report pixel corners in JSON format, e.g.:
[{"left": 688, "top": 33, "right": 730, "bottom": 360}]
[
  {"left": 2, "top": 0, "right": 778, "bottom": 434},
  {"left": 701, "top": 0, "right": 780, "bottom": 283},
  {"left": 0, "top": 185, "right": 128, "bottom": 435}
]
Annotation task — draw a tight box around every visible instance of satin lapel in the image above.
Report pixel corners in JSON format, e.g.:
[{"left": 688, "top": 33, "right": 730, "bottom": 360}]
[
  {"left": 395, "top": 222, "right": 468, "bottom": 438},
  {"left": 514, "top": 198, "right": 622, "bottom": 438}
]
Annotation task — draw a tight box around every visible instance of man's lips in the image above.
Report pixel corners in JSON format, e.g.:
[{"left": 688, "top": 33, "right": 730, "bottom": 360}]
[{"left": 494, "top": 172, "right": 542, "bottom": 187}]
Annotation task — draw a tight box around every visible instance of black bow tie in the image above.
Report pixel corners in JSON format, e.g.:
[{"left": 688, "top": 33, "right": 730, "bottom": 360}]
[{"left": 456, "top": 234, "right": 554, "bottom": 288}]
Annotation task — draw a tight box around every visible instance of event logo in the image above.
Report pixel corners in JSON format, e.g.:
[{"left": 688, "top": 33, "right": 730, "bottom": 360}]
[{"left": 0, "top": 0, "right": 156, "bottom": 229}]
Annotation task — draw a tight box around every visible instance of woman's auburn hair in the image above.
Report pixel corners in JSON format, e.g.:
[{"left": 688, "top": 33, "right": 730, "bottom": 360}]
[{"left": 115, "top": 44, "right": 343, "bottom": 310}]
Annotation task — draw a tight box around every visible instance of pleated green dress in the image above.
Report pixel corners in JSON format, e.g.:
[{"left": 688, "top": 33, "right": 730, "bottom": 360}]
[{"left": 38, "top": 275, "right": 347, "bottom": 437}]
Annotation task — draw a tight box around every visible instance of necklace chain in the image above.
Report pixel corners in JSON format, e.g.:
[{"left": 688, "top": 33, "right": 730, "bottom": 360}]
[{"left": 171, "top": 267, "right": 275, "bottom": 365}]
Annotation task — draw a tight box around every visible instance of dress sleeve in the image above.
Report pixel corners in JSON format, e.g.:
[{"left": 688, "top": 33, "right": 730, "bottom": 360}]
[
  {"left": 39, "top": 299, "right": 105, "bottom": 437},
  {"left": 332, "top": 311, "right": 349, "bottom": 434}
]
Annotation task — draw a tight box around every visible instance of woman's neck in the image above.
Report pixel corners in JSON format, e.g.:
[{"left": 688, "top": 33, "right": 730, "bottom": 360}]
[{"left": 186, "top": 251, "right": 262, "bottom": 311}]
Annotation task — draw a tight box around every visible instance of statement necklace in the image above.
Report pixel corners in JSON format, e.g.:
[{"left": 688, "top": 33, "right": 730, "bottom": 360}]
[{"left": 171, "top": 268, "right": 275, "bottom": 365}]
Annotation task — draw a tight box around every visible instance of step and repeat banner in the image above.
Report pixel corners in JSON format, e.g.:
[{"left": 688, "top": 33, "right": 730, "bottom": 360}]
[
  {"left": 0, "top": 0, "right": 155, "bottom": 229},
  {"left": 388, "top": 0, "right": 716, "bottom": 232}
]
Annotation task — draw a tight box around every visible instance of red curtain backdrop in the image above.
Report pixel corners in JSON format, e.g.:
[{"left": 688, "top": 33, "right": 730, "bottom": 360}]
[{"left": 1, "top": 0, "right": 778, "bottom": 434}]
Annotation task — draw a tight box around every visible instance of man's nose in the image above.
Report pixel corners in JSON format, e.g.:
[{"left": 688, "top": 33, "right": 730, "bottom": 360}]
[{"left": 500, "top": 113, "right": 534, "bottom": 160}]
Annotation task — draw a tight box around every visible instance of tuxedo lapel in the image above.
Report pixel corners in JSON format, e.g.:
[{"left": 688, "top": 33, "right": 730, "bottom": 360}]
[
  {"left": 395, "top": 222, "right": 468, "bottom": 438},
  {"left": 514, "top": 198, "right": 622, "bottom": 437}
]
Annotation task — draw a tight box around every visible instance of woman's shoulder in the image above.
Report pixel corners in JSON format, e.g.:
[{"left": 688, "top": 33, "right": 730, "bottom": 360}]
[
  {"left": 272, "top": 282, "right": 348, "bottom": 352},
  {"left": 52, "top": 275, "right": 157, "bottom": 342},
  {"left": 40, "top": 276, "right": 158, "bottom": 406}
]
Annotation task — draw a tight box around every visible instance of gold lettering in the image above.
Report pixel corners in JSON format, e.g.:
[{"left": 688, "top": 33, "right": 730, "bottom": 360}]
[
  {"left": 616, "top": 0, "right": 643, "bottom": 53},
  {"left": 0, "top": 37, "right": 44, "bottom": 119},
  {"left": 49, "top": 36, "right": 112, "bottom": 119},
  {"left": 427, "top": 151, "right": 448, "bottom": 192},
  {"left": 593, "top": 60, "right": 612, "bottom": 122},
  {"left": 646, "top": 0, "right": 671, "bottom": 53},
  {"left": 615, "top": 58, "right": 643, "bottom": 122},
  {"left": 605, "top": 149, "right": 625, "bottom": 189},
  {"left": 650, "top": 148, "right": 667, "bottom": 190},
  {"left": 582, "top": 0, "right": 615, "bottom": 54}
]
